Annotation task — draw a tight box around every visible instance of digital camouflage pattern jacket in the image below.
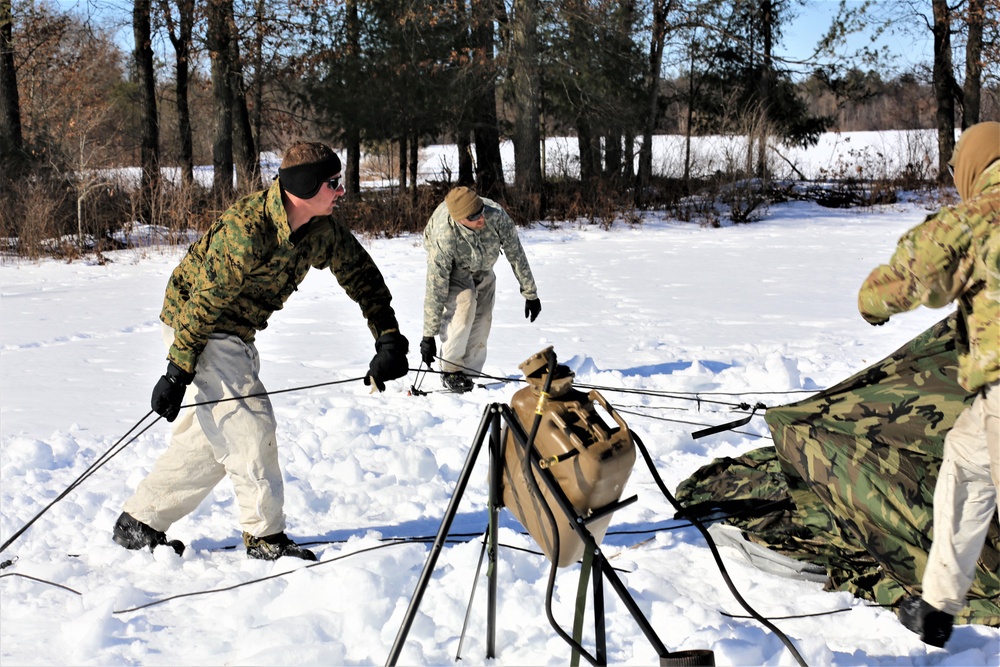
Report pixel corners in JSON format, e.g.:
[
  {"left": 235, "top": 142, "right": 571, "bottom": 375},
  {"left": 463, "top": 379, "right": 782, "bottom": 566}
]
[
  {"left": 858, "top": 162, "right": 1000, "bottom": 392},
  {"left": 161, "top": 179, "right": 400, "bottom": 373},
  {"left": 422, "top": 196, "right": 538, "bottom": 337}
]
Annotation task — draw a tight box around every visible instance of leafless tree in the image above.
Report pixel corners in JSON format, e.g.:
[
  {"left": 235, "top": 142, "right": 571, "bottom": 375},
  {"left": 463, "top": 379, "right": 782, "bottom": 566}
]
[
  {"left": 134, "top": 0, "right": 160, "bottom": 221},
  {"left": 1, "top": 0, "right": 24, "bottom": 162},
  {"left": 508, "top": 0, "right": 542, "bottom": 204}
]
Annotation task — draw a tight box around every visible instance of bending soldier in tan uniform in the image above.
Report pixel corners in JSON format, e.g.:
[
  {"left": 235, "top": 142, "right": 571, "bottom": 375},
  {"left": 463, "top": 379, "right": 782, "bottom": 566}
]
[
  {"left": 858, "top": 121, "right": 999, "bottom": 647},
  {"left": 419, "top": 187, "right": 540, "bottom": 392},
  {"left": 113, "top": 142, "right": 409, "bottom": 561}
]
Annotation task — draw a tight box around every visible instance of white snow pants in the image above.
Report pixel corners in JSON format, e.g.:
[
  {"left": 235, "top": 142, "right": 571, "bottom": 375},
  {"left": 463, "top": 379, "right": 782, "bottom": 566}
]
[
  {"left": 122, "top": 324, "right": 286, "bottom": 538},
  {"left": 439, "top": 270, "right": 496, "bottom": 375},
  {"left": 921, "top": 380, "right": 999, "bottom": 615}
]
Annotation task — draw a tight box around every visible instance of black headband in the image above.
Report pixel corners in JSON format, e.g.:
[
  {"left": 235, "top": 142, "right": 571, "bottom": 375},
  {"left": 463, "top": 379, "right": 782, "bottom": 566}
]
[{"left": 278, "top": 154, "right": 342, "bottom": 199}]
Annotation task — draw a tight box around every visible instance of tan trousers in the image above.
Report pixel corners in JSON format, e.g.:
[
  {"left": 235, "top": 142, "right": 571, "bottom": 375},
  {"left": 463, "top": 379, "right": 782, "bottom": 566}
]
[
  {"left": 123, "top": 324, "right": 285, "bottom": 537},
  {"left": 921, "top": 380, "right": 999, "bottom": 615},
  {"left": 439, "top": 270, "right": 496, "bottom": 375}
]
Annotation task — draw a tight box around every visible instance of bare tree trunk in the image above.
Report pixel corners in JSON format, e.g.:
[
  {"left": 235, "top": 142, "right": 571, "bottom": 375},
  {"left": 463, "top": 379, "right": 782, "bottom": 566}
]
[
  {"left": 577, "top": 118, "right": 598, "bottom": 181},
  {"left": 684, "top": 39, "right": 694, "bottom": 189},
  {"left": 134, "top": 0, "right": 160, "bottom": 223},
  {"left": 757, "top": 0, "right": 772, "bottom": 182},
  {"left": 0, "top": 0, "right": 24, "bottom": 162},
  {"left": 251, "top": 0, "right": 265, "bottom": 146},
  {"left": 638, "top": 0, "right": 670, "bottom": 200},
  {"left": 457, "top": 131, "right": 474, "bottom": 186},
  {"left": 932, "top": 0, "right": 957, "bottom": 181},
  {"left": 470, "top": 0, "right": 505, "bottom": 198},
  {"left": 452, "top": 0, "right": 475, "bottom": 188},
  {"left": 623, "top": 129, "right": 635, "bottom": 182},
  {"left": 409, "top": 136, "right": 418, "bottom": 204},
  {"left": 232, "top": 80, "right": 259, "bottom": 192},
  {"left": 345, "top": 0, "right": 361, "bottom": 196},
  {"left": 509, "top": 0, "right": 542, "bottom": 204},
  {"left": 398, "top": 136, "right": 406, "bottom": 191},
  {"left": 963, "top": 0, "right": 984, "bottom": 127},
  {"left": 157, "top": 0, "right": 194, "bottom": 187},
  {"left": 226, "top": 1, "right": 259, "bottom": 192},
  {"left": 606, "top": 134, "right": 624, "bottom": 181},
  {"left": 208, "top": 0, "right": 235, "bottom": 203}
]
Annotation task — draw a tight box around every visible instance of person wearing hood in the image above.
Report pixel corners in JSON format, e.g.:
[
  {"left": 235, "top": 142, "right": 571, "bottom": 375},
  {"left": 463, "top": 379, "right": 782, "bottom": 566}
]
[
  {"left": 419, "top": 186, "right": 541, "bottom": 392},
  {"left": 113, "top": 142, "right": 409, "bottom": 561},
  {"left": 858, "top": 121, "right": 999, "bottom": 648}
]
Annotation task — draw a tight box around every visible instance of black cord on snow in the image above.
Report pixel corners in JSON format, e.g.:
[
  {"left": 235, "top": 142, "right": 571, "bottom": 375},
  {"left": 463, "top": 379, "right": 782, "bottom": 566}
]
[
  {"left": 1, "top": 529, "right": 860, "bottom": 625},
  {"left": 0, "top": 572, "right": 82, "bottom": 595},
  {"left": 0, "top": 410, "right": 163, "bottom": 555},
  {"left": 631, "top": 430, "right": 809, "bottom": 667},
  {"left": 111, "top": 536, "right": 499, "bottom": 615}
]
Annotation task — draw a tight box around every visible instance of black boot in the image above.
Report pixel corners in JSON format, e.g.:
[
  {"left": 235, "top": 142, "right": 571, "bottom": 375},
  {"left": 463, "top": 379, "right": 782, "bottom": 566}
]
[
  {"left": 244, "top": 531, "right": 317, "bottom": 561},
  {"left": 898, "top": 595, "right": 953, "bottom": 648},
  {"left": 113, "top": 512, "right": 185, "bottom": 556},
  {"left": 441, "top": 372, "right": 473, "bottom": 393}
]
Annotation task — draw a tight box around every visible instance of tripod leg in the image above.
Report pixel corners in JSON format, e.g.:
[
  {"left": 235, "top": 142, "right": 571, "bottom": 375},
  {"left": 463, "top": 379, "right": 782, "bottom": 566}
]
[
  {"left": 571, "top": 550, "right": 595, "bottom": 667},
  {"left": 598, "top": 552, "right": 669, "bottom": 659},
  {"left": 455, "top": 527, "right": 490, "bottom": 661},
  {"left": 487, "top": 409, "right": 503, "bottom": 658},
  {"left": 385, "top": 405, "right": 499, "bottom": 667},
  {"left": 593, "top": 554, "right": 607, "bottom": 666}
]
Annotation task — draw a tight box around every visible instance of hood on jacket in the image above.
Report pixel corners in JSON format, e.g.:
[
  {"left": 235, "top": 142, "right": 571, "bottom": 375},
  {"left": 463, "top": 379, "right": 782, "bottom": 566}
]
[{"left": 950, "top": 121, "right": 1000, "bottom": 202}]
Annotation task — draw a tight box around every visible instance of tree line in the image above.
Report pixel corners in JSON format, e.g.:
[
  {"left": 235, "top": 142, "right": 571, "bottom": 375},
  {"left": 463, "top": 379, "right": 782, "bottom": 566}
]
[{"left": 0, "top": 0, "right": 998, "bottom": 254}]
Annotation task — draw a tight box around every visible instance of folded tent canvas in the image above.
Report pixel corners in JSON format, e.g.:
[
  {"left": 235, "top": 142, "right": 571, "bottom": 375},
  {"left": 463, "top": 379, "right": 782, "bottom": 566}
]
[{"left": 675, "top": 314, "right": 999, "bottom": 626}]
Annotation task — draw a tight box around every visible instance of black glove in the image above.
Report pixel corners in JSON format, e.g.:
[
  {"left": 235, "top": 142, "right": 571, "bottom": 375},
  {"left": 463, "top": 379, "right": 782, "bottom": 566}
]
[
  {"left": 420, "top": 336, "right": 437, "bottom": 366},
  {"left": 151, "top": 362, "right": 195, "bottom": 422},
  {"left": 524, "top": 298, "right": 542, "bottom": 322},
  {"left": 364, "top": 330, "right": 409, "bottom": 392},
  {"left": 862, "top": 313, "right": 889, "bottom": 326}
]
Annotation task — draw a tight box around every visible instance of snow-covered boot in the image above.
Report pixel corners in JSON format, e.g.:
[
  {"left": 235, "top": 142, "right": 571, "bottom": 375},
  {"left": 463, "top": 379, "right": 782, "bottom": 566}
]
[
  {"left": 441, "top": 372, "right": 473, "bottom": 393},
  {"left": 898, "top": 595, "right": 953, "bottom": 648},
  {"left": 243, "top": 531, "right": 317, "bottom": 561},
  {"left": 113, "top": 512, "right": 185, "bottom": 556}
]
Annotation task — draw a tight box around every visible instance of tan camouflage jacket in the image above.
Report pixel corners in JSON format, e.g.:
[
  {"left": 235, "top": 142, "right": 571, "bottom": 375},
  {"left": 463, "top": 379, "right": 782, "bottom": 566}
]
[
  {"left": 161, "top": 180, "right": 400, "bottom": 373},
  {"left": 859, "top": 162, "right": 1000, "bottom": 392},
  {"left": 422, "top": 196, "right": 538, "bottom": 337}
]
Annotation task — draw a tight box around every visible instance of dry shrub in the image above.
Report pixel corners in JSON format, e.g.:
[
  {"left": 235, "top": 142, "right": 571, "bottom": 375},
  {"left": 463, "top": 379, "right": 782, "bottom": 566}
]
[
  {"left": 338, "top": 186, "right": 441, "bottom": 238},
  {"left": 153, "top": 180, "right": 219, "bottom": 240},
  {"left": 334, "top": 179, "right": 640, "bottom": 238},
  {"left": 0, "top": 168, "right": 75, "bottom": 261}
]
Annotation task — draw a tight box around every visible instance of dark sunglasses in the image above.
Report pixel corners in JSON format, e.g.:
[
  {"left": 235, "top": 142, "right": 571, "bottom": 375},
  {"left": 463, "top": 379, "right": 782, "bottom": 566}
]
[
  {"left": 326, "top": 176, "right": 342, "bottom": 191},
  {"left": 466, "top": 207, "right": 485, "bottom": 222}
]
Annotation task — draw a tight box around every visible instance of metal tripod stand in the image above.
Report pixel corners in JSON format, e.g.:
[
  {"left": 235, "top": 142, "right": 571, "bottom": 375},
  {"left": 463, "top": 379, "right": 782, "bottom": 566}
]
[{"left": 385, "top": 401, "right": 693, "bottom": 667}]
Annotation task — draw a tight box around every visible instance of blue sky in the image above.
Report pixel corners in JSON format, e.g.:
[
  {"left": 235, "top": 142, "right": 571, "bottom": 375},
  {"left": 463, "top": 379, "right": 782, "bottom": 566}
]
[{"left": 782, "top": 0, "right": 932, "bottom": 69}]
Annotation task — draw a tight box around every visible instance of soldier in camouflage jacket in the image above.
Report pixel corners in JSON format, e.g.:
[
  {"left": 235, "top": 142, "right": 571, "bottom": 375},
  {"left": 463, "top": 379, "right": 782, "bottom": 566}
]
[
  {"left": 113, "top": 143, "right": 409, "bottom": 562},
  {"left": 418, "top": 186, "right": 540, "bottom": 392},
  {"left": 858, "top": 121, "right": 999, "bottom": 647}
]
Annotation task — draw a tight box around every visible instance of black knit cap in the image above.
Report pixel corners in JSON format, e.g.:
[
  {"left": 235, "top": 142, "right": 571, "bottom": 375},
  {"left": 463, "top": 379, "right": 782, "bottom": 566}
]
[{"left": 278, "top": 145, "right": 342, "bottom": 199}]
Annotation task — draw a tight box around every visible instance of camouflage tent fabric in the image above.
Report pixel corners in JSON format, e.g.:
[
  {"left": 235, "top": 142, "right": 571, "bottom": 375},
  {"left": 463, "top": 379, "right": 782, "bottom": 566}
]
[{"left": 675, "top": 314, "right": 999, "bottom": 626}]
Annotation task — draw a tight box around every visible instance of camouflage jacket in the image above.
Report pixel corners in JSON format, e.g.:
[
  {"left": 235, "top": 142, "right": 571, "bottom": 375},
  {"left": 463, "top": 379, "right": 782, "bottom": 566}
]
[
  {"left": 161, "top": 179, "right": 400, "bottom": 373},
  {"left": 858, "top": 162, "right": 1000, "bottom": 392},
  {"left": 422, "top": 196, "right": 538, "bottom": 337}
]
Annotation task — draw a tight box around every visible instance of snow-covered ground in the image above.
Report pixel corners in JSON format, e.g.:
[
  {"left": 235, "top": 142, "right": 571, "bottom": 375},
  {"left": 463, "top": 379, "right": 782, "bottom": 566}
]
[{"left": 2, "top": 146, "right": 998, "bottom": 665}]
